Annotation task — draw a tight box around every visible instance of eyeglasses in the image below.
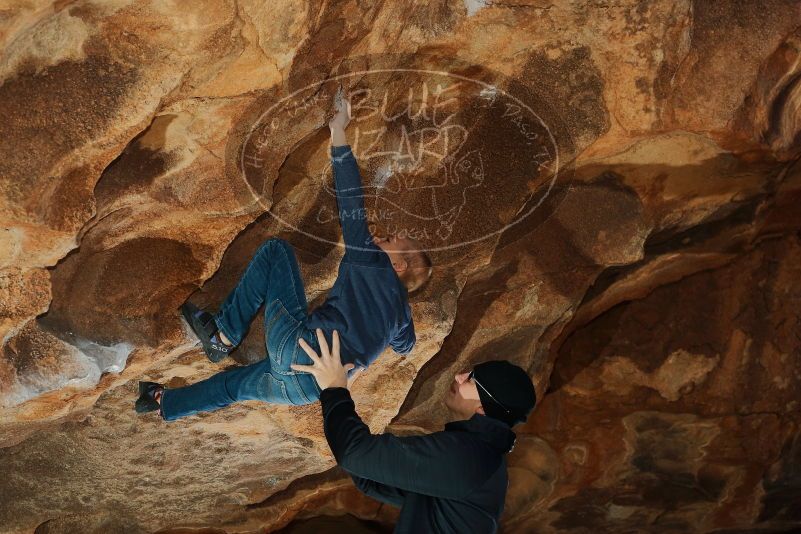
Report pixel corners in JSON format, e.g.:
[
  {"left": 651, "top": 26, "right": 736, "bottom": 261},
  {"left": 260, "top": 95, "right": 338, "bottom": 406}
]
[{"left": 468, "top": 370, "right": 512, "bottom": 415}]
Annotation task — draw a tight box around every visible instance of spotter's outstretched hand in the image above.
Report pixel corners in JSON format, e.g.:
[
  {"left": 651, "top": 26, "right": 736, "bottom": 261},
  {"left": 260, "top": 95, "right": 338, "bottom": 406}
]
[{"left": 292, "top": 329, "right": 355, "bottom": 391}]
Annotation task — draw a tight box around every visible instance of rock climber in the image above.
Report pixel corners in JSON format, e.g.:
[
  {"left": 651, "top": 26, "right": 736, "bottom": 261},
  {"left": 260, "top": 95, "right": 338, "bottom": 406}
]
[{"left": 135, "top": 87, "right": 432, "bottom": 419}]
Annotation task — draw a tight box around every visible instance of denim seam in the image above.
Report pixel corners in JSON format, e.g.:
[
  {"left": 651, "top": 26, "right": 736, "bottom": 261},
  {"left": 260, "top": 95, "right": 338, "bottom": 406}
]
[
  {"left": 263, "top": 371, "right": 289, "bottom": 402},
  {"left": 267, "top": 300, "right": 303, "bottom": 375},
  {"left": 214, "top": 245, "right": 268, "bottom": 346},
  {"left": 294, "top": 373, "right": 311, "bottom": 404},
  {"left": 221, "top": 373, "right": 238, "bottom": 403},
  {"left": 264, "top": 299, "right": 284, "bottom": 366},
  {"left": 275, "top": 241, "right": 306, "bottom": 319},
  {"left": 276, "top": 313, "right": 301, "bottom": 372}
]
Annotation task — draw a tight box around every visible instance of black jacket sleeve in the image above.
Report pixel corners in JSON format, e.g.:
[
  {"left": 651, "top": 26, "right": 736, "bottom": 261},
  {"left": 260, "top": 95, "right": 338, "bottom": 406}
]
[
  {"left": 350, "top": 474, "right": 406, "bottom": 508},
  {"left": 320, "top": 388, "right": 499, "bottom": 500}
]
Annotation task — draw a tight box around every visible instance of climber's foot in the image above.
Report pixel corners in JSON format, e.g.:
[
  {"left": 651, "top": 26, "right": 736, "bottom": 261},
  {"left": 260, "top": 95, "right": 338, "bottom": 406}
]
[
  {"left": 136, "top": 381, "right": 164, "bottom": 415},
  {"left": 180, "top": 302, "right": 233, "bottom": 363}
]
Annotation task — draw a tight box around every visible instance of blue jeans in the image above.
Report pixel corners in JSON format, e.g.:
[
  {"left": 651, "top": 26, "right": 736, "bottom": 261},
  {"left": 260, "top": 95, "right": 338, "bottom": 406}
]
[{"left": 160, "top": 238, "right": 323, "bottom": 421}]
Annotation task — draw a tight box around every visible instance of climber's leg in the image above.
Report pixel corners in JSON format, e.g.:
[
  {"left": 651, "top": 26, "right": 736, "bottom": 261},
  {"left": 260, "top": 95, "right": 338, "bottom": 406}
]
[
  {"left": 161, "top": 239, "right": 318, "bottom": 420},
  {"left": 160, "top": 312, "right": 324, "bottom": 420},
  {"left": 158, "top": 328, "right": 322, "bottom": 420},
  {"left": 159, "top": 357, "right": 294, "bottom": 421},
  {"left": 213, "top": 238, "right": 309, "bottom": 347}
]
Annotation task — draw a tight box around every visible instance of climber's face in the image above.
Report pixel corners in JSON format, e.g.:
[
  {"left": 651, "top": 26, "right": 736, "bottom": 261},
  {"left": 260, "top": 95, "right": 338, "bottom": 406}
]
[
  {"left": 444, "top": 371, "right": 485, "bottom": 420},
  {"left": 373, "top": 234, "right": 420, "bottom": 272}
]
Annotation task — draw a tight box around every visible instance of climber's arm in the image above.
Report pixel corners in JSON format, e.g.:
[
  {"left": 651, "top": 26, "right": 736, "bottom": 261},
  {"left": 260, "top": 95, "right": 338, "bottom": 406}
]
[
  {"left": 330, "top": 143, "right": 373, "bottom": 255},
  {"left": 329, "top": 100, "right": 374, "bottom": 260}
]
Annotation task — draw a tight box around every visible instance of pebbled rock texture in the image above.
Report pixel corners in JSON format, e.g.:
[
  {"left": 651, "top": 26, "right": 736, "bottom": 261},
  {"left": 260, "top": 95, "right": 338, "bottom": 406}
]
[{"left": 1, "top": 1, "right": 800, "bottom": 533}]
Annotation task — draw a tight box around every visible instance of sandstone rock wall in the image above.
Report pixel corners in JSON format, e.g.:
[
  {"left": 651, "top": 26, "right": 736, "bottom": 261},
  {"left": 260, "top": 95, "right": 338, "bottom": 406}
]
[{"left": 1, "top": 1, "right": 800, "bottom": 533}]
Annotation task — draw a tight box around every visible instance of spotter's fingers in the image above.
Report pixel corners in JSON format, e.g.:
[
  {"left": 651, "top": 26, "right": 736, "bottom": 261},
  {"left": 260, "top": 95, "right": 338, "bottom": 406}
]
[
  {"left": 315, "top": 328, "right": 330, "bottom": 359},
  {"left": 297, "top": 338, "right": 321, "bottom": 362},
  {"left": 332, "top": 330, "right": 340, "bottom": 360}
]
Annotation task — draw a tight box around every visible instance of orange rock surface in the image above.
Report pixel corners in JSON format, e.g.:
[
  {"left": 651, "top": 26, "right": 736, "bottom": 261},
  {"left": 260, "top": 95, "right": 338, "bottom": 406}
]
[{"left": 1, "top": 1, "right": 800, "bottom": 532}]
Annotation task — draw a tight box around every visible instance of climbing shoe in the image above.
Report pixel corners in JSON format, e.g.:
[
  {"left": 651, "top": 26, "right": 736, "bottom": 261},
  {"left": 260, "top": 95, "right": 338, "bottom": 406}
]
[
  {"left": 135, "top": 381, "right": 163, "bottom": 414},
  {"left": 180, "top": 302, "right": 233, "bottom": 363}
]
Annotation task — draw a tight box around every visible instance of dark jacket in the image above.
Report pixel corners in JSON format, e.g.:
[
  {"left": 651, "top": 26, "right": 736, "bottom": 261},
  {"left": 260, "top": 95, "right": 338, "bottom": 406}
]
[
  {"left": 306, "top": 144, "right": 416, "bottom": 367},
  {"left": 320, "top": 387, "right": 516, "bottom": 533}
]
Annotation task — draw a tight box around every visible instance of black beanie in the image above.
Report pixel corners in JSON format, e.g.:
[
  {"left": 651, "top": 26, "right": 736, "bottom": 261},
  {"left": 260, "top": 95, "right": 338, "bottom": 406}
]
[{"left": 473, "top": 360, "right": 536, "bottom": 427}]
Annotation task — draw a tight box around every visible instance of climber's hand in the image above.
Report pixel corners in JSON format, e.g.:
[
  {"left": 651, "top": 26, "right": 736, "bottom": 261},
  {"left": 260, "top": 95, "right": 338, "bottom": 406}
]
[
  {"left": 292, "top": 329, "right": 355, "bottom": 391},
  {"left": 328, "top": 85, "right": 351, "bottom": 131}
]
